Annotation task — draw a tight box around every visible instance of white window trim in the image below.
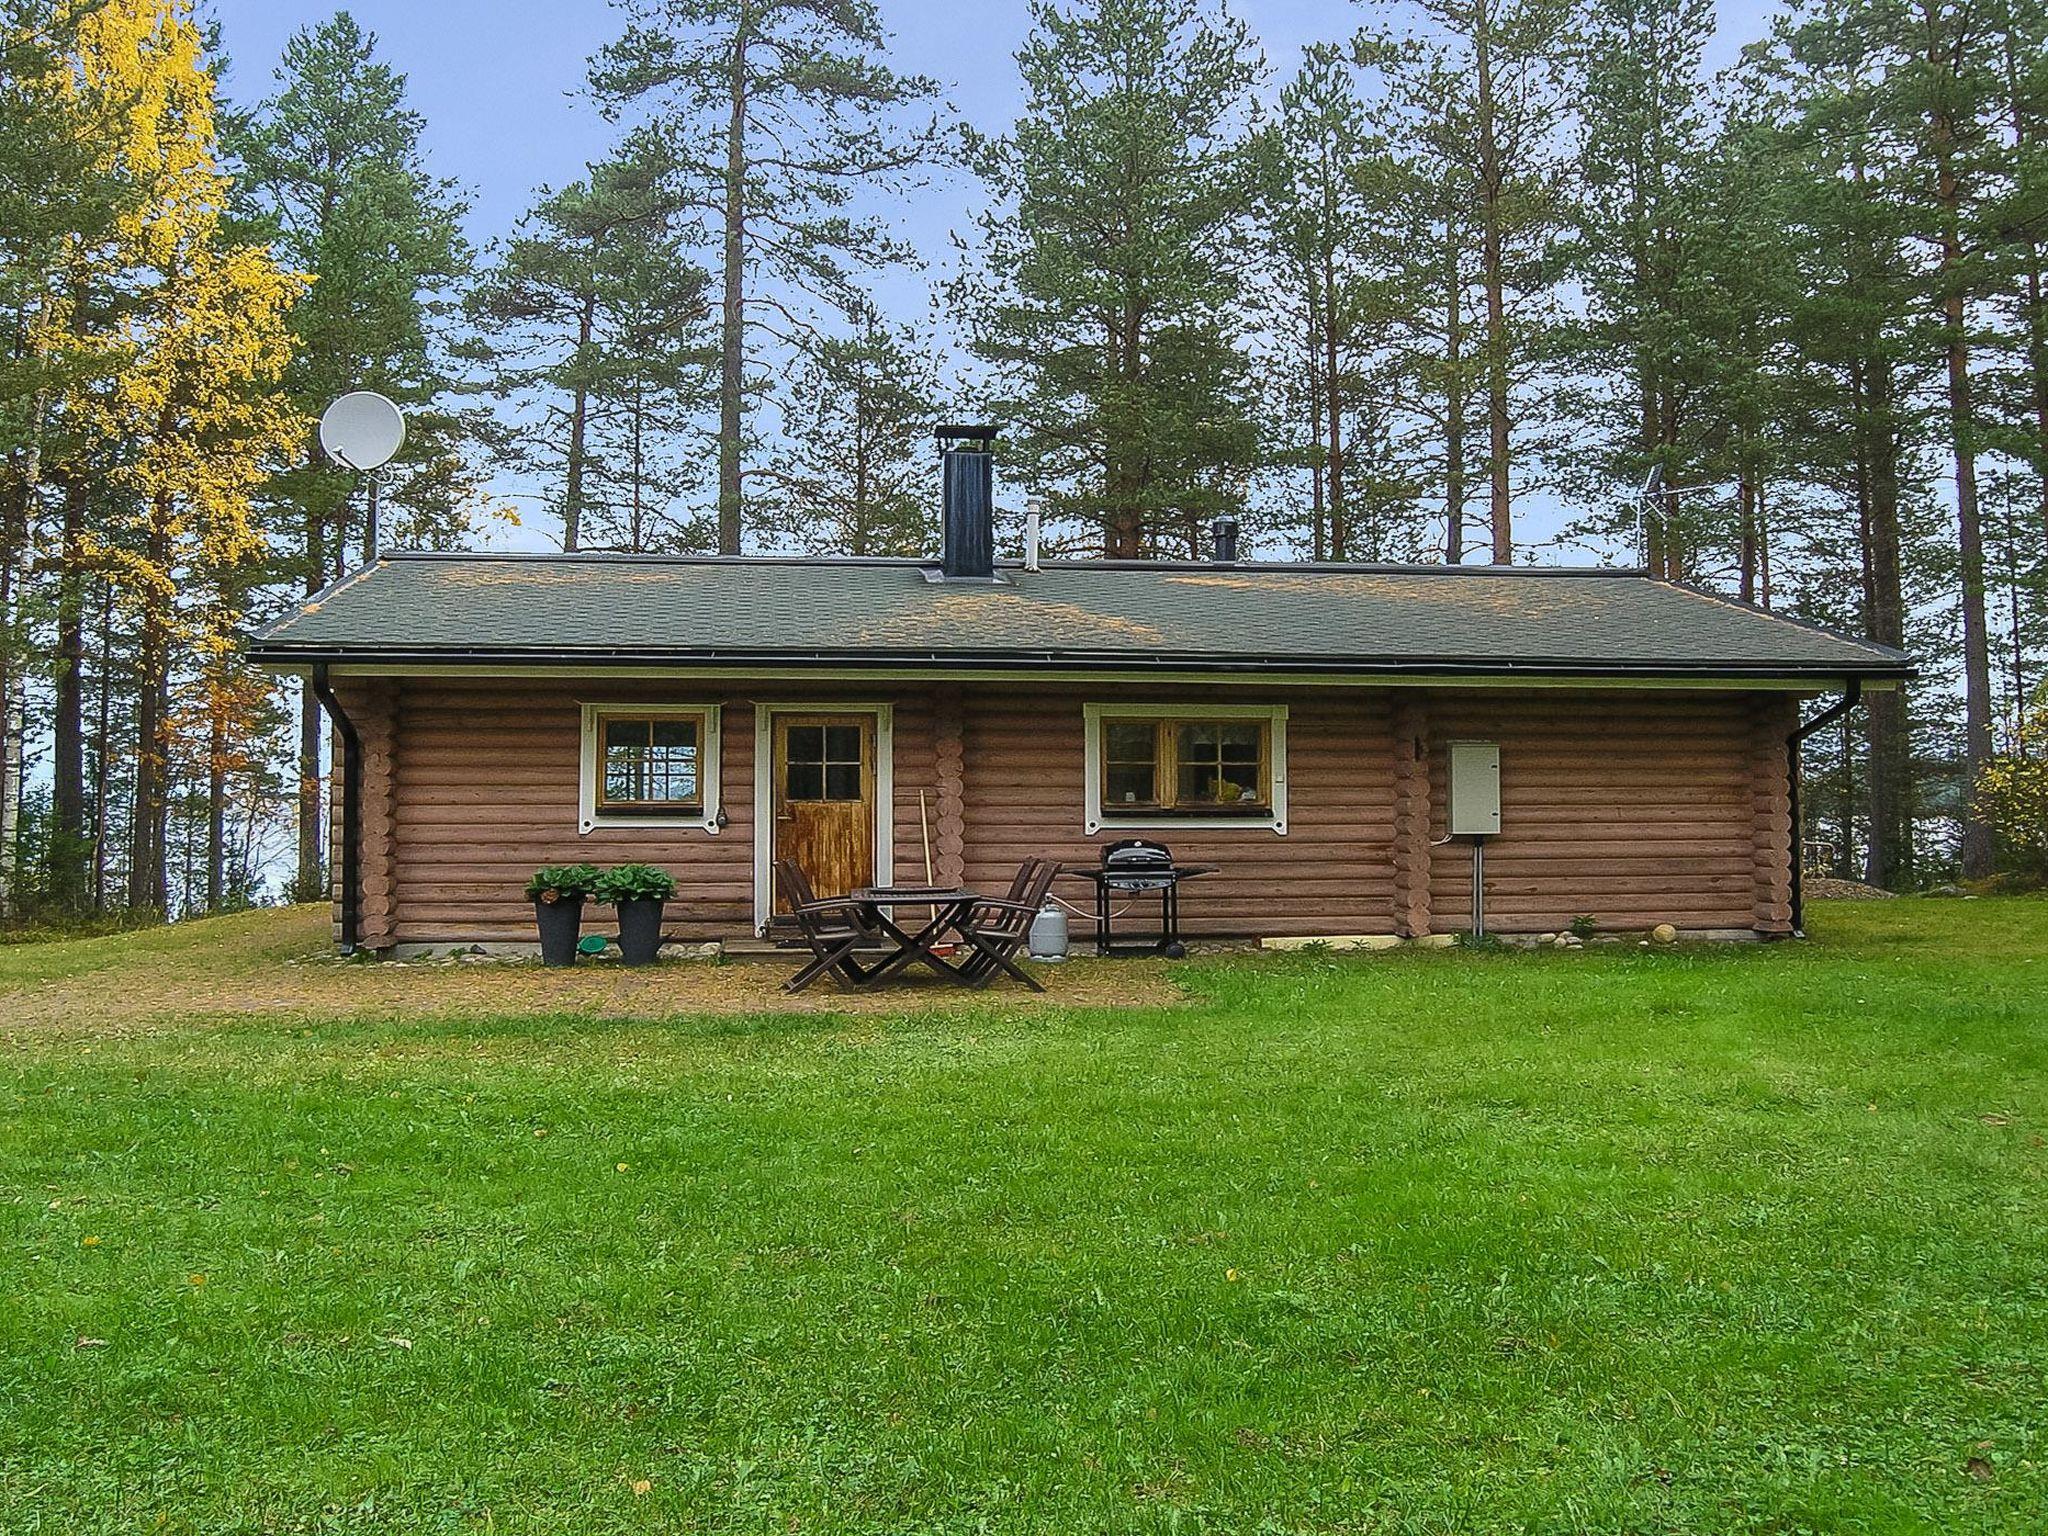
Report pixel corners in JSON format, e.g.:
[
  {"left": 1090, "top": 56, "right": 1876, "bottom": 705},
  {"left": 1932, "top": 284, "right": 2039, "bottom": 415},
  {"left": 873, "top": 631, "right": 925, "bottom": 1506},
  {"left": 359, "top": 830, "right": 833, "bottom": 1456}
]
[
  {"left": 1083, "top": 702, "right": 1288, "bottom": 835},
  {"left": 752, "top": 703, "right": 895, "bottom": 934},
  {"left": 578, "top": 702, "right": 722, "bottom": 835}
]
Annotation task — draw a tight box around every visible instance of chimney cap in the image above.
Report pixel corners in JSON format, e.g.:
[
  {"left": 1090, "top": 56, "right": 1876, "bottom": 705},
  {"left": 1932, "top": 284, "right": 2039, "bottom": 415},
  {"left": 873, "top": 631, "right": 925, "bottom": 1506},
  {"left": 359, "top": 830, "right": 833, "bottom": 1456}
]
[{"left": 935, "top": 423, "right": 998, "bottom": 449}]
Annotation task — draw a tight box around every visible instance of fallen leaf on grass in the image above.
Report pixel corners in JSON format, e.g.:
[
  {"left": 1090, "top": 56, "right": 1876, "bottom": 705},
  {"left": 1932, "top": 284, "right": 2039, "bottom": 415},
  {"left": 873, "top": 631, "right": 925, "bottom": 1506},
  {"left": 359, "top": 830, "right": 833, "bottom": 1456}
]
[
  {"left": 1979, "top": 1114, "right": 2011, "bottom": 1127},
  {"left": 630, "top": 1479, "right": 652, "bottom": 1497},
  {"left": 75, "top": 1337, "right": 107, "bottom": 1350},
  {"left": 1967, "top": 1455, "right": 1994, "bottom": 1481},
  {"left": 384, "top": 1336, "right": 413, "bottom": 1350}
]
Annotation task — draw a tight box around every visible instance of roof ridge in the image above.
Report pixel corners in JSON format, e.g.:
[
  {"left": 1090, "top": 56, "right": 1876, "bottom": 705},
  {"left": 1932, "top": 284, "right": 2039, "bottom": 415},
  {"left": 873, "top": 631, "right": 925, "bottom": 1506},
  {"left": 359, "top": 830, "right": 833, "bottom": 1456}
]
[{"left": 376, "top": 548, "right": 1652, "bottom": 578}]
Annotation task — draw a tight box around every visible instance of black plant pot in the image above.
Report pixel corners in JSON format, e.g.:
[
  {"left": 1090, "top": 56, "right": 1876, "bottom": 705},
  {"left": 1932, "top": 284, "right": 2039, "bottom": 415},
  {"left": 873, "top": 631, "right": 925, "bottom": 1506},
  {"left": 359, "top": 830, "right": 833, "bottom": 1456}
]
[
  {"left": 615, "top": 898, "right": 666, "bottom": 966},
  {"left": 533, "top": 895, "right": 584, "bottom": 966}
]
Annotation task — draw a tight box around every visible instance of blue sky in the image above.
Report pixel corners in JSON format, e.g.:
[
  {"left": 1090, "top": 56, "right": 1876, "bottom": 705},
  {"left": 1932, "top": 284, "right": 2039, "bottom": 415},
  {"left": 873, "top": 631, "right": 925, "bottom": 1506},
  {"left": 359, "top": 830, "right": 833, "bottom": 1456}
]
[
  {"left": 207, "top": 0, "right": 1781, "bottom": 558},
  {"left": 213, "top": 0, "right": 1778, "bottom": 261}
]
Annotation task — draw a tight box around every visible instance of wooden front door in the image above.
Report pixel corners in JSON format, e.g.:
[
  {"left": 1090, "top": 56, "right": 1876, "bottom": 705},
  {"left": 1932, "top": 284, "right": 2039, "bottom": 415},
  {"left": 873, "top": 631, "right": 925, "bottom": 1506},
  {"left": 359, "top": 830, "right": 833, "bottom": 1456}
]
[{"left": 772, "top": 713, "right": 876, "bottom": 907}]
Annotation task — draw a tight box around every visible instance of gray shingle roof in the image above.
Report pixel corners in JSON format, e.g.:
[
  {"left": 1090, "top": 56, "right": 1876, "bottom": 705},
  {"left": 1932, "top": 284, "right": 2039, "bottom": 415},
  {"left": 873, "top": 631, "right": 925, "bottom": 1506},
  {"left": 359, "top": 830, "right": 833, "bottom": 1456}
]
[{"left": 246, "top": 552, "right": 1911, "bottom": 680}]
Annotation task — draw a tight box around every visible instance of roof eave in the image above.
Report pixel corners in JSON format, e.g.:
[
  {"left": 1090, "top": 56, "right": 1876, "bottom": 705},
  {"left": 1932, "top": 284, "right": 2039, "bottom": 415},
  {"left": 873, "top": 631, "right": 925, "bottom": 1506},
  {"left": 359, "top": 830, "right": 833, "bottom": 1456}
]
[{"left": 242, "top": 643, "right": 1914, "bottom": 683}]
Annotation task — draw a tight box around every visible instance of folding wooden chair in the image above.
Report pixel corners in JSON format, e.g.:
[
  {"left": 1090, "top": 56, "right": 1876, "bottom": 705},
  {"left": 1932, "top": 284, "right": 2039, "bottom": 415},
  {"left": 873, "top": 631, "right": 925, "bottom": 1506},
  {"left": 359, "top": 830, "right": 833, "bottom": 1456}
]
[
  {"left": 955, "top": 858, "right": 1058, "bottom": 991},
  {"left": 775, "top": 859, "right": 881, "bottom": 993}
]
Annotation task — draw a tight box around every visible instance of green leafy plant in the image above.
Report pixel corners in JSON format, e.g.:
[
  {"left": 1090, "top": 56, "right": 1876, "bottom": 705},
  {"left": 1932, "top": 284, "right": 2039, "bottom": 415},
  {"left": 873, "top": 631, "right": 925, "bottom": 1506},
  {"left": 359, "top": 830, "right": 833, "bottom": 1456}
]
[
  {"left": 593, "top": 864, "right": 677, "bottom": 904},
  {"left": 1569, "top": 914, "right": 1598, "bottom": 940},
  {"left": 525, "top": 864, "right": 601, "bottom": 903}
]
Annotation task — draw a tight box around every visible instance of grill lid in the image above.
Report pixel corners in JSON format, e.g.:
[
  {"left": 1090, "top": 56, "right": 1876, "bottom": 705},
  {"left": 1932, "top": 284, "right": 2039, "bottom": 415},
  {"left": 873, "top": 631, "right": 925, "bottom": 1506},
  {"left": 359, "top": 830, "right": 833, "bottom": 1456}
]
[{"left": 1102, "top": 838, "right": 1174, "bottom": 869}]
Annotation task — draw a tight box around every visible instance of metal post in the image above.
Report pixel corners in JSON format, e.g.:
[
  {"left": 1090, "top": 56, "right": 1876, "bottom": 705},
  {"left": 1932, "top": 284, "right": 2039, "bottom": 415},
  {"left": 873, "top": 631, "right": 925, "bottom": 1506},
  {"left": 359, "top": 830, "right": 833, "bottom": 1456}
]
[
  {"left": 362, "top": 471, "right": 381, "bottom": 568},
  {"left": 1470, "top": 838, "right": 1487, "bottom": 938}
]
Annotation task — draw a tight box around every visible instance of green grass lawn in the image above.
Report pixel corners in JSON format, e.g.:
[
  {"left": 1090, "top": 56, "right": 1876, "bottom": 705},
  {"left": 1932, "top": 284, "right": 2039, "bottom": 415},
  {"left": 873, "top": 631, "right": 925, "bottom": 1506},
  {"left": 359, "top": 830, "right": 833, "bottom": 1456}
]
[{"left": 3, "top": 900, "right": 2046, "bottom": 1533}]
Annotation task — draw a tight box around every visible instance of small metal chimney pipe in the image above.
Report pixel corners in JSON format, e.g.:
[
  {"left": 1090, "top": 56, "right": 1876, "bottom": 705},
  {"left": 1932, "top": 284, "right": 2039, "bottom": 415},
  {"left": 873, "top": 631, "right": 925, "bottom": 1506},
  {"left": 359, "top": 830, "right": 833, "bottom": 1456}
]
[
  {"left": 938, "top": 424, "right": 997, "bottom": 580},
  {"left": 1211, "top": 516, "right": 1240, "bottom": 564}
]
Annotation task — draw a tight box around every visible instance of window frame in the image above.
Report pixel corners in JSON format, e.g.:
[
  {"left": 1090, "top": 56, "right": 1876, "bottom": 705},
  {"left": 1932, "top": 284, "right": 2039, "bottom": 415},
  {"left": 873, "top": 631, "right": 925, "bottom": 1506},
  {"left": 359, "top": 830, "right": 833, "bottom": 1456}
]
[
  {"left": 1082, "top": 703, "right": 1288, "bottom": 835},
  {"left": 578, "top": 703, "right": 722, "bottom": 834}
]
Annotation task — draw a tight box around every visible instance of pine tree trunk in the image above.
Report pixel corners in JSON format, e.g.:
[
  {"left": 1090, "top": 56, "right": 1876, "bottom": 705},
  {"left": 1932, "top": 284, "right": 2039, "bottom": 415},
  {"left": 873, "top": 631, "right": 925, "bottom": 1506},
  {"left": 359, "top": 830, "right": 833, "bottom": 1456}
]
[
  {"left": 0, "top": 466, "right": 19, "bottom": 923},
  {"left": 563, "top": 289, "right": 596, "bottom": 553},
  {"left": 1931, "top": 108, "right": 1996, "bottom": 879},
  {"left": 1861, "top": 351, "right": 1912, "bottom": 890},
  {"left": 1322, "top": 247, "right": 1346, "bottom": 561},
  {"left": 1738, "top": 463, "right": 1758, "bottom": 605},
  {"left": 91, "top": 584, "right": 113, "bottom": 913},
  {"left": 50, "top": 475, "right": 90, "bottom": 913},
  {"left": 129, "top": 634, "right": 169, "bottom": 913},
  {"left": 207, "top": 706, "right": 226, "bottom": 912},
  {"left": 1475, "top": 16, "right": 1512, "bottom": 565},
  {"left": 129, "top": 495, "right": 173, "bottom": 915},
  {"left": 297, "top": 484, "right": 325, "bottom": 900},
  {"left": 1444, "top": 232, "right": 1464, "bottom": 564},
  {"left": 716, "top": 32, "right": 749, "bottom": 556},
  {"left": 1306, "top": 299, "right": 1326, "bottom": 561}
]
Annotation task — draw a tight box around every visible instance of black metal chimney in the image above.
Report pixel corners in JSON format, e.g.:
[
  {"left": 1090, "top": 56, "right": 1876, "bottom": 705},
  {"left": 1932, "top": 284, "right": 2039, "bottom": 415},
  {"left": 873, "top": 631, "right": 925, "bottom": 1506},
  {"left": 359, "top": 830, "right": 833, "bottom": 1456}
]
[
  {"left": 1211, "top": 516, "right": 1240, "bottom": 564},
  {"left": 937, "top": 424, "right": 997, "bottom": 580}
]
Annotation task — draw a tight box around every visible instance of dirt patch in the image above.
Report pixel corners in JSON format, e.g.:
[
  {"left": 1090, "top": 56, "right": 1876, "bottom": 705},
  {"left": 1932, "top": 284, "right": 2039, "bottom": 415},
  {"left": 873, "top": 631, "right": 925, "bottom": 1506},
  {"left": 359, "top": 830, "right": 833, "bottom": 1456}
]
[{"left": 0, "top": 908, "right": 1190, "bottom": 1040}]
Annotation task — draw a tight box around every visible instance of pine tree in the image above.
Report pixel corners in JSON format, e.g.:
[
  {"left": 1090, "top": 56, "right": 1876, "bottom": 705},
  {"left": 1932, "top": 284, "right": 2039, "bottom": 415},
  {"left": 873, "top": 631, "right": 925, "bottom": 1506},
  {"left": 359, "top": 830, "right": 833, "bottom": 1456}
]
[
  {"left": 1566, "top": 0, "right": 1718, "bottom": 578},
  {"left": 1354, "top": 0, "right": 1575, "bottom": 564},
  {"left": 1783, "top": 0, "right": 2009, "bottom": 877},
  {"left": 959, "top": 0, "right": 1264, "bottom": 558},
  {"left": 1261, "top": 45, "right": 1421, "bottom": 561},
  {"left": 761, "top": 303, "right": 941, "bottom": 556},
  {"left": 591, "top": 0, "right": 944, "bottom": 555},
  {"left": 230, "top": 11, "right": 471, "bottom": 901},
  {"left": 0, "top": 0, "right": 132, "bottom": 917},
  {"left": 465, "top": 153, "right": 716, "bottom": 553}
]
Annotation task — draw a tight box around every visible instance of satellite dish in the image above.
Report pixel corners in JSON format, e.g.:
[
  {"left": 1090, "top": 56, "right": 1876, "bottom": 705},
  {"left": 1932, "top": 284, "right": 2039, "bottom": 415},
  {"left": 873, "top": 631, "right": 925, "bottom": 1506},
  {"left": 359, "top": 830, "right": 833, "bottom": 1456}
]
[{"left": 319, "top": 391, "right": 406, "bottom": 473}]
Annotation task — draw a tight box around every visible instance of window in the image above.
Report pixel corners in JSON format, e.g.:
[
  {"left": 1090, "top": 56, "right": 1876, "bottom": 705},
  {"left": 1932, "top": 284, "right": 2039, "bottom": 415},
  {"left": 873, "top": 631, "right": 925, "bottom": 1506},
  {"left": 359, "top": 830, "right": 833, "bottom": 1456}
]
[
  {"left": 579, "top": 704, "right": 721, "bottom": 833},
  {"left": 783, "top": 722, "right": 866, "bottom": 802},
  {"left": 1083, "top": 704, "right": 1287, "bottom": 834}
]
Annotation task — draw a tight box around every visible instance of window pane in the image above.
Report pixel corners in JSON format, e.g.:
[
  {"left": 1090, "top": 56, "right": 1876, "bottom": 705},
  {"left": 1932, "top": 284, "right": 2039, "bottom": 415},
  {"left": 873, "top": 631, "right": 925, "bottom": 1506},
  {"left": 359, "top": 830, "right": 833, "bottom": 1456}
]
[
  {"left": 823, "top": 762, "right": 862, "bottom": 801},
  {"left": 787, "top": 725, "right": 824, "bottom": 766},
  {"left": 786, "top": 761, "right": 824, "bottom": 800},
  {"left": 1180, "top": 762, "right": 1257, "bottom": 804},
  {"left": 1106, "top": 764, "right": 1154, "bottom": 805},
  {"left": 650, "top": 719, "right": 696, "bottom": 751},
  {"left": 823, "top": 725, "right": 862, "bottom": 763},
  {"left": 600, "top": 716, "right": 700, "bottom": 807},
  {"left": 1105, "top": 722, "right": 1155, "bottom": 761}
]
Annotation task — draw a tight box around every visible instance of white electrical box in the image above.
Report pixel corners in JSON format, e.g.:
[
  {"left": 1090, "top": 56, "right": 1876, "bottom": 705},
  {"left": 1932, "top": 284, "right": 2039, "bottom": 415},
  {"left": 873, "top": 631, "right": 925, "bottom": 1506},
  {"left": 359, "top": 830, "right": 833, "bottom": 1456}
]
[{"left": 1447, "top": 740, "right": 1501, "bottom": 836}]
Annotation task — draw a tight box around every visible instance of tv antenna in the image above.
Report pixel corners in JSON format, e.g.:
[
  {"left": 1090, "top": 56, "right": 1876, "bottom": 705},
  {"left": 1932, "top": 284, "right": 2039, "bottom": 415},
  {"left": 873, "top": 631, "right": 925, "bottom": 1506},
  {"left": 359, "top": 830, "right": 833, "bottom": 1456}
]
[{"left": 319, "top": 392, "right": 406, "bottom": 566}]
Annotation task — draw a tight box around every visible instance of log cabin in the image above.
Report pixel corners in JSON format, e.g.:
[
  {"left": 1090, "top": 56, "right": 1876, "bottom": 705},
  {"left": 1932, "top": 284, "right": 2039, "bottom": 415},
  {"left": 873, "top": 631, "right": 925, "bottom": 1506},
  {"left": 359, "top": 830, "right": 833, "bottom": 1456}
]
[{"left": 247, "top": 431, "right": 1911, "bottom": 956}]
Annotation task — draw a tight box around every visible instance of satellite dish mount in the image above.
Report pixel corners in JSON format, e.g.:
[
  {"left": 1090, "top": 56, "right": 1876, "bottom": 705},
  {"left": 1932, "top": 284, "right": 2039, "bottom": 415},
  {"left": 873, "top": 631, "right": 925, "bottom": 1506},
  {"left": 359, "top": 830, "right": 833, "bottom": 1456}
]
[{"left": 319, "top": 392, "right": 407, "bottom": 567}]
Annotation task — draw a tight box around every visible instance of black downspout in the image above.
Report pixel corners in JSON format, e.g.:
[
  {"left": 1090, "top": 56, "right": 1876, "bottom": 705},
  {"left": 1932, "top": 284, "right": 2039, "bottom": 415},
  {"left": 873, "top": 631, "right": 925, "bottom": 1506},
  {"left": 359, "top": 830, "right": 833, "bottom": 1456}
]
[
  {"left": 1786, "top": 678, "right": 1863, "bottom": 939},
  {"left": 310, "top": 664, "right": 362, "bottom": 955}
]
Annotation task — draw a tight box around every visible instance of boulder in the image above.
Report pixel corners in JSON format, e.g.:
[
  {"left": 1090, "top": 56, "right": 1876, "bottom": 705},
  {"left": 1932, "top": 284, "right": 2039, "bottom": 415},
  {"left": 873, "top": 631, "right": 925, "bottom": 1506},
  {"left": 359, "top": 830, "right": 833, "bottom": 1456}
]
[{"left": 1650, "top": 923, "right": 1678, "bottom": 944}]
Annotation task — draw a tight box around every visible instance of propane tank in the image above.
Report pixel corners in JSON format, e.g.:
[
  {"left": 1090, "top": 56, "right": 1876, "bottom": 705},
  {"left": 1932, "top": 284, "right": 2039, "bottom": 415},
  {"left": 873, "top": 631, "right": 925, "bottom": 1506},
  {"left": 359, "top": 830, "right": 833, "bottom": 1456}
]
[{"left": 1028, "top": 903, "right": 1069, "bottom": 961}]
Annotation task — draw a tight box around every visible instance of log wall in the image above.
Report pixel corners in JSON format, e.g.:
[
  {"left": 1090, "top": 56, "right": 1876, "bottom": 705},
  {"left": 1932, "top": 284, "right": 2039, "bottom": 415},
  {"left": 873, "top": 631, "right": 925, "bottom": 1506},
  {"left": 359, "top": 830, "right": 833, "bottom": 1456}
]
[
  {"left": 325, "top": 677, "right": 1799, "bottom": 947},
  {"left": 1421, "top": 690, "right": 1784, "bottom": 934}
]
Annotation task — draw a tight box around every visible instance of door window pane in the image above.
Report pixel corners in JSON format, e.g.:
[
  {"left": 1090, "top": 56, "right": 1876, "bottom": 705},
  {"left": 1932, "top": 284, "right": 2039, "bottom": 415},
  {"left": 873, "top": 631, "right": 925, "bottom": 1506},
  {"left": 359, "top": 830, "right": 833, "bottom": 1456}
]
[{"left": 784, "top": 721, "right": 864, "bottom": 802}]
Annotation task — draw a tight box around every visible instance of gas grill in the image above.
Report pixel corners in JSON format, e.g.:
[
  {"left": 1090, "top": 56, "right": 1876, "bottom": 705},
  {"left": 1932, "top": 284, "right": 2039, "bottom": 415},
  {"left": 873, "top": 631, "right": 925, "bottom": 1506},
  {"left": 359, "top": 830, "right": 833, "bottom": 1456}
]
[{"left": 1060, "top": 840, "right": 1217, "bottom": 958}]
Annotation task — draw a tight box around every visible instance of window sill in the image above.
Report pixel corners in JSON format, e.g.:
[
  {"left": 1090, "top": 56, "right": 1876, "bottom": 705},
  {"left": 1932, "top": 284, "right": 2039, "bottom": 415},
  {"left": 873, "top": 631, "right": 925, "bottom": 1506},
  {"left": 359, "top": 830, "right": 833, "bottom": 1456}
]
[
  {"left": 1087, "top": 810, "right": 1287, "bottom": 836},
  {"left": 579, "top": 810, "right": 721, "bottom": 836}
]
